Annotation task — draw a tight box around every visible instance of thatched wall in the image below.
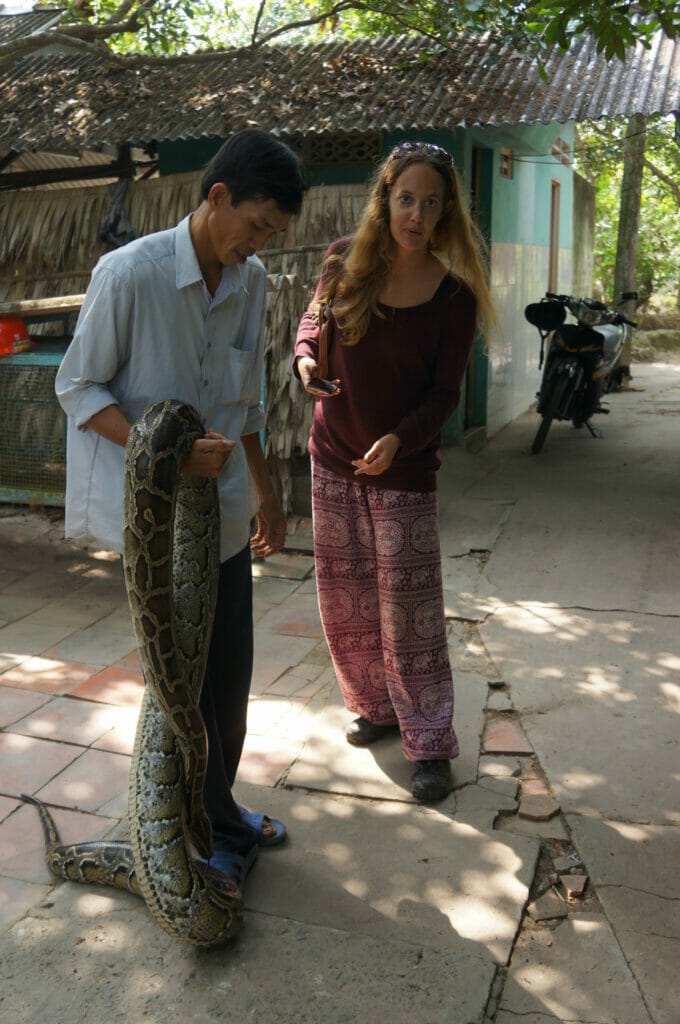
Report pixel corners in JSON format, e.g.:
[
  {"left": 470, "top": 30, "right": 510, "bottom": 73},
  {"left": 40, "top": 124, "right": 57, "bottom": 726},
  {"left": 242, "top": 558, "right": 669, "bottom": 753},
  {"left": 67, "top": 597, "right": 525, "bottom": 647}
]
[
  {"left": 0, "top": 174, "right": 369, "bottom": 301},
  {"left": 0, "top": 174, "right": 370, "bottom": 513}
]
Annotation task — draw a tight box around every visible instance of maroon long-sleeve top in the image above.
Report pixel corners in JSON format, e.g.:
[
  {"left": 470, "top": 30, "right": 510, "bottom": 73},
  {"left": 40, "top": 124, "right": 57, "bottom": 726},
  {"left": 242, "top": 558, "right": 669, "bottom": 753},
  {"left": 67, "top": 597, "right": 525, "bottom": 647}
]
[{"left": 294, "top": 239, "right": 477, "bottom": 492}]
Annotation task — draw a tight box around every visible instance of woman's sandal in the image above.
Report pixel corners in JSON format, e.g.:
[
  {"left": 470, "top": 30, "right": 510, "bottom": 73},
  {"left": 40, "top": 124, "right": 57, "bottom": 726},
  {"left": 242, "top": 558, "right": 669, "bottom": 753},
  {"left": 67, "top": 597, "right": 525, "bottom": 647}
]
[{"left": 237, "top": 804, "right": 287, "bottom": 847}]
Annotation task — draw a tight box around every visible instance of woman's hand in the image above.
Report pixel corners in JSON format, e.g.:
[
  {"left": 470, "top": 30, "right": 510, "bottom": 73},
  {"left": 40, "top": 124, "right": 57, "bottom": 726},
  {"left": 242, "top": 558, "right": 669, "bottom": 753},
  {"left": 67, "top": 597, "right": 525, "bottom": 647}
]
[
  {"left": 296, "top": 356, "right": 342, "bottom": 398},
  {"left": 352, "top": 434, "right": 401, "bottom": 476},
  {"left": 182, "top": 429, "right": 234, "bottom": 478}
]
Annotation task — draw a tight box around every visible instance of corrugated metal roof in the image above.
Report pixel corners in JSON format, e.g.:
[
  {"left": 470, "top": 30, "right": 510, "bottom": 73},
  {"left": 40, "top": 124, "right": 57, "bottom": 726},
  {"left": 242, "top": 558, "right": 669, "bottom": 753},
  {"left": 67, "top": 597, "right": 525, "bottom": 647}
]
[
  {"left": 1, "top": 31, "right": 678, "bottom": 153},
  {"left": 4, "top": 148, "right": 124, "bottom": 188},
  {"left": 0, "top": 10, "right": 61, "bottom": 43}
]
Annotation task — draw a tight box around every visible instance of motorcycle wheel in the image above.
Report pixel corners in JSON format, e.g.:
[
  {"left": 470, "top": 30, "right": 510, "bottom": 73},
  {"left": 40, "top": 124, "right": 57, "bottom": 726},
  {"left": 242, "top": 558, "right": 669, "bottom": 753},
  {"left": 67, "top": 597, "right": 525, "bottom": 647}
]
[{"left": 531, "top": 374, "right": 569, "bottom": 454}]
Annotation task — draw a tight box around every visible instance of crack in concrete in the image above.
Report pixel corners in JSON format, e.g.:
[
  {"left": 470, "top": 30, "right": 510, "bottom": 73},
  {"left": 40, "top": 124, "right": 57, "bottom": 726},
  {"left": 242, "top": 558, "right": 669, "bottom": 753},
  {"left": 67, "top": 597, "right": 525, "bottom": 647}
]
[
  {"left": 598, "top": 882, "right": 680, "bottom": 903},
  {"left": 556, "top": 604, "right": 680, "bottom": 620},
  {"left": 494, "top": 1013, "right": 611, "bottom": 1023}
]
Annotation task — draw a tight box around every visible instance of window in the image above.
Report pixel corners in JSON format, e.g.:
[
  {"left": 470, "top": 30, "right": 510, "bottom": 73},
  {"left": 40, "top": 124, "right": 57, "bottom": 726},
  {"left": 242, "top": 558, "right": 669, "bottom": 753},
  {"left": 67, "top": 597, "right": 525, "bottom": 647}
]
[
  {"left": 552, "top": 137, "right": 571, "bottom": 166},
  {"left": 500, "top": 147, "right": 514, "bottom": 178}
]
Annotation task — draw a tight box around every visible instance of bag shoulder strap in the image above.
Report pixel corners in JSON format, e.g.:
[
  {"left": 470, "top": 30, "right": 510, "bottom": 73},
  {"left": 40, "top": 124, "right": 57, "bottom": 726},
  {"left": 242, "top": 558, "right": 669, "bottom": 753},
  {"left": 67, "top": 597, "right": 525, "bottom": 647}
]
[{"left": 317, "top": 283, "right": 337, "bottom": 380}]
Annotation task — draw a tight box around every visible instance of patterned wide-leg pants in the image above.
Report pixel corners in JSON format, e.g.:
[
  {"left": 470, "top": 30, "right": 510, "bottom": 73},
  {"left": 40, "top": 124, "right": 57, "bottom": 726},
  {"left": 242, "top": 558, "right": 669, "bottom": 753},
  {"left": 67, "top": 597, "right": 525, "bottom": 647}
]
[{"left": 311, "top": 462, "right": 459, "bottom": 762}]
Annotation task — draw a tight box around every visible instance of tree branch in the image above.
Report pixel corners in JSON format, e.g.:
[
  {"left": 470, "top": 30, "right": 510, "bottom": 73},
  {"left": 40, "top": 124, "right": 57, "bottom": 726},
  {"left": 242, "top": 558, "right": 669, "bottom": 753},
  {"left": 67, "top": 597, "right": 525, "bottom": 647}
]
[
  {"left": 104, "top": 0, "right": 144, "bottom": 26},
  {"left": 253, "top": 0, "right": 454, "bottom": 49},
  {"left": 644, "top": 156, "right": 680, "bottom": 207},
  {"left": 61, "top": 0, "right": 160, "bottom": 39},
  {"left": 251, "top": 0, "right": 267, "bottom": 46},
  {"left": 253, "top": 1, "right": 358, "bottom": 46},
  {"left": 0, "top": 0, "right": 161, "bottom": 64}
]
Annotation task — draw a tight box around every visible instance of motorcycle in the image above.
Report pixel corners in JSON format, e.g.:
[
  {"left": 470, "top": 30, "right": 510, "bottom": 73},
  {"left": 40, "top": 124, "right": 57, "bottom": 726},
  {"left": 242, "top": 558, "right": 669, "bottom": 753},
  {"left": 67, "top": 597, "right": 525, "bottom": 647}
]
[{"left": 524, "top": 291, "right": 637, "bottom": 454}]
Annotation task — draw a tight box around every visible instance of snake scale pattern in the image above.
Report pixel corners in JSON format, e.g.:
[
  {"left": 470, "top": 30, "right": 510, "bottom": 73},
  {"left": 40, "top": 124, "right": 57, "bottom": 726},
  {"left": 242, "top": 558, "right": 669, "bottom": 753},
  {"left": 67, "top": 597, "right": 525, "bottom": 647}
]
[{"left": 25, "top": 399, "right": 241, "bottom": 946}]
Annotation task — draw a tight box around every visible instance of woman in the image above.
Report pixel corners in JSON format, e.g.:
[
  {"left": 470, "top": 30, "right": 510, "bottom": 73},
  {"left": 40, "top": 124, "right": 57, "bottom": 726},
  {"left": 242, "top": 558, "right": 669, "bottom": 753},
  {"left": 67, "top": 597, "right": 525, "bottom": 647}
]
[{"left": 294, "top": 141, "right": 495, "bottom": 802}]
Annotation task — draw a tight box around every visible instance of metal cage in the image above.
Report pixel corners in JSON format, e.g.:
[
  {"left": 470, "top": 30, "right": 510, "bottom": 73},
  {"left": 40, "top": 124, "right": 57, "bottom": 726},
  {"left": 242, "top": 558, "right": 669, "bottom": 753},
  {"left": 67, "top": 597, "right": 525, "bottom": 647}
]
[{"left": 0, "top": 352, "right": 66, "bottom": 505}]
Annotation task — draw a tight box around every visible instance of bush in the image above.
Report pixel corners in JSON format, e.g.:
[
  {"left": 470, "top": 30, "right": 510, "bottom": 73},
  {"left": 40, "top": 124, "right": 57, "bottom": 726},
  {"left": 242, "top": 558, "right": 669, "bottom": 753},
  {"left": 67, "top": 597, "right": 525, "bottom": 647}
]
[{"left": 635, "top": 312, "right": 680, "bottom": 331}]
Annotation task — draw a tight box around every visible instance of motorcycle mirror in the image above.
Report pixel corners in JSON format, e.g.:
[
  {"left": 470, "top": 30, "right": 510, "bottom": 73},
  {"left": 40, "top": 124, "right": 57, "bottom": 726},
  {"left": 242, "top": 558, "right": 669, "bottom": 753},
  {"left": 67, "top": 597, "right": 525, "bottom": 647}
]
[{"left": 524, "top": 300, "right": 566, "bottom": 330}]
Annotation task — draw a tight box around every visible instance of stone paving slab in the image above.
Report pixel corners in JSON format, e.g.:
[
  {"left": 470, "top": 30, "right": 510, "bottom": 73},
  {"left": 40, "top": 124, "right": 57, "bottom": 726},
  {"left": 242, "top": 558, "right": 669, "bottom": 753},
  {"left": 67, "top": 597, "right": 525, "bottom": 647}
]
[
  {"left": 0, "top": 884, "right": 496, "bottom": 1024},
  {"left": 234, "top": 781, "right": 538, "bottom": 966},
  {"left": 442, "top": 555, "right": 487, "bottom": 621},
  {"left": 567, "top": 814, "right": 680, "bottom": 1024},
  {"left": 480, "top": 604, "right": 680, "bottom": 825},
  {"left": 90, "top": 704, "right": 140, "bottom": 755},
  {"left": 255, "top": 593, "right": 324, "bottom": 638},
  {"left": 498, "top": 914, "right": 652, "bottom": 1024},
  {"left": 0, "top": 685, "right": 51, "bottom": 726},
  {"left": 0, "top": 620, "right": 81, "bottom": 661},
  {"left": 67, "top": 665, "right": 144, "bottom": 706},
  {"left": 437, "top": 498, "right": 512, "bottom": 557},
  {"left": 285, "top": 668, "right": 486, "bottom": 799},
  {"left": 1, "top": 801, "right": 116, "bottom": 884},
  {"left": 0, "top": 732, "right": 84, "bottom": 794},
  {"left": 0, "top": 594, "right": 49, "bottom": 622},
  {"left": 250, "top": 628, "right": 319, "bottom": 694},
  {"left": 0, "top": 656, "right": 104, "bottom": 695},
  {"left": 251, "top": 552, "right": 315, "bottom": 580},
  {"left": 35, "top": 747, "right": 131, "bottom": 814},
  {"left": 495, "top": 814, "right": 570, "bottom": 842},
  {"left": 43, "top": 625, "right": 136, "bottom": 669},
  {"left": 0, "top": 876, "right": 50, "bottom": 930},
  {"left": 6, "top": 695, "right": 129, "bottom": 747},
  {"left": 477, "top": 488, "right": 678, "bottom": 617},
  {"left": 0, "top": 795, "right": 20, "bottom": 821}
]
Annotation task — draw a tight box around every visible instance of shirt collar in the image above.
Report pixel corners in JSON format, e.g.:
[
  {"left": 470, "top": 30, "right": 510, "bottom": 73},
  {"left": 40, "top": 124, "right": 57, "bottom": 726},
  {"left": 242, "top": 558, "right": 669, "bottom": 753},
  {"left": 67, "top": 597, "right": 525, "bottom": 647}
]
[
  {"left": 175, "top": 213, "right": 251, "bottom": 295},
  {"left": 175, "top": 214, "right": 204, "bottom": 289}
]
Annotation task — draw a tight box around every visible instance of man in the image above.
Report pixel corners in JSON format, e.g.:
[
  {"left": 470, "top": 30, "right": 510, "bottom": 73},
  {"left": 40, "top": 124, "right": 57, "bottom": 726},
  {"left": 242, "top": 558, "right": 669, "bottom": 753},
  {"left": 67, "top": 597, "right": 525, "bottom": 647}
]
[{"left": 55, "top": 129, "right": 307, "bottom": 891}]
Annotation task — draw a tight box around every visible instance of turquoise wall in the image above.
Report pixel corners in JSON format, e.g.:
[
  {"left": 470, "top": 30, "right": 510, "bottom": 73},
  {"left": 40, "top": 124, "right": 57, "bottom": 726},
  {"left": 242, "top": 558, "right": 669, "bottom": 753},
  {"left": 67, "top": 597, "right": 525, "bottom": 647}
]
[
  {"left": 461, "top": 123, "right": 574, "bottom": 250},
  {"left": 465, "top": 122, "right": 577, "bottom": 435}
]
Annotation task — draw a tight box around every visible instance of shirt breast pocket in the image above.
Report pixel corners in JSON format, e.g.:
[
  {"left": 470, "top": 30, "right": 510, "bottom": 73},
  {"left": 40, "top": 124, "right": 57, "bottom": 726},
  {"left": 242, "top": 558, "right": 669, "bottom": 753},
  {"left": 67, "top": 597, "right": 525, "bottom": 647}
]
[{"left": 223, "top": 345, "right": 255, "bottom": 404}]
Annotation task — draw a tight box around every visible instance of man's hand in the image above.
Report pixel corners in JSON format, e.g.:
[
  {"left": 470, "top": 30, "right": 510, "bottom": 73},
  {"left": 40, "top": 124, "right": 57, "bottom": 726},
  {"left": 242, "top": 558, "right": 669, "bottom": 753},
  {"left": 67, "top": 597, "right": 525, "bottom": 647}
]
[
  {"left": 250, "top": 494, "right": 286, "bottom": 558},
  {"left": 352, "top": 433, "right": 401, "bottom": 476},
  {"left": 182, "top": 429, "right": 234, "bottom": 478}
]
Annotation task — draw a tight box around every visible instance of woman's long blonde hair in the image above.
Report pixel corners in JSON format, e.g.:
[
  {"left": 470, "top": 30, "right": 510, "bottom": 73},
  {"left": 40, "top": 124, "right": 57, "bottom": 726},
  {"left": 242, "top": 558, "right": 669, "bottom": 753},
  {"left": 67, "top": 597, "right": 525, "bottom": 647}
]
[{"left": 319, "top": 146, "right": 497, "bottom": 345}]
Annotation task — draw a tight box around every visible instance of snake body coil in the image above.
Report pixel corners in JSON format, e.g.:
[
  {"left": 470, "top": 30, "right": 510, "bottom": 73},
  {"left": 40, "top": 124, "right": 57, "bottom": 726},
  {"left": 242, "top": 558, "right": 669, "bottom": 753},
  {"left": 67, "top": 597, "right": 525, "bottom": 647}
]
[{"left": 25, "top": 399, "right": 241, "bottom": 946}]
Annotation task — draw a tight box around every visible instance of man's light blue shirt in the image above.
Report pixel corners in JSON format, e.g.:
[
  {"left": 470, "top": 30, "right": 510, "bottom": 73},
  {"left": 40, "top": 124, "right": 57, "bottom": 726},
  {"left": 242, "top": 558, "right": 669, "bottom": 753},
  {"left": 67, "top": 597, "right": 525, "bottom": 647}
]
[{"left": 55, "top": 214, "right": 266, "bottom": 561}]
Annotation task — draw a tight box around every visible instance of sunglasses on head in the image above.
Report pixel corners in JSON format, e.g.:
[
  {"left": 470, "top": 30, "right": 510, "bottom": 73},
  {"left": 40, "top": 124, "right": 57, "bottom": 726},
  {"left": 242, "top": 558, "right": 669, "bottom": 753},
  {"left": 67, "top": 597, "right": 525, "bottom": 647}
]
[{"left": 389, "top": 141, "right": 453, "bottom": 164}]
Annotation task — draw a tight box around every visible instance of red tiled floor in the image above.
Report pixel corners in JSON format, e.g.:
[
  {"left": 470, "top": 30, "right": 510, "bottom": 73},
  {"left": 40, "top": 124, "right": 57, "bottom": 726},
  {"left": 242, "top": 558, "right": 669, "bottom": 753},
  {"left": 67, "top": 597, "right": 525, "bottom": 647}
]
[
  {"left": 483, "top": 718, "right": 534, "bottom": 755},
  {"left": 1, "top": 801, "right": 116, "bottom": 884},
  {"left": 114, "top": 649, "right": 142, "bottom": 672},
  {"left": 0, "top": 657, "right": 101, "bottom": 695},
  {"left": 238, "top": 732, "right": 295, "bottom": 787},
  {"left": 0, "top": 733, "right": 83, "bottom": 796},
  {"left": 36, "top": 747, "right": 131, "bottom": 813},
  {"left": 0, "top": 876, "right": 50, "bottom": 930},
  {"left": 67, "top": 666, "right": 144, "bottom": 707},
  {"left": 91, "top": 705, "right": 140, "bottom": 756},
  {"left": 0, "top": 795, "right": 20, "bottom": 823},
  {"left": 257, "top": 601, "right": 324, "bottom": 639},
  {"left": 7, "top": 696, "right": 124, "bottom": 748},
  {"left": 0, "top": 686, "right": 51, "bottom": 728}
]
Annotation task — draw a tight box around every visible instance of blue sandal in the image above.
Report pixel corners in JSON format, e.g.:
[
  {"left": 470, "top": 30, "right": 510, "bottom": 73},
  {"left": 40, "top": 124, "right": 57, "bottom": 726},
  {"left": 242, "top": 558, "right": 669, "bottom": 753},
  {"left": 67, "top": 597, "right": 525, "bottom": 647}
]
[
  {"left": 206, "top": 842, "right": 258, "bottom": 893},
  {"left": 237, "top": 804, "right": 287, "bottom": 847}
]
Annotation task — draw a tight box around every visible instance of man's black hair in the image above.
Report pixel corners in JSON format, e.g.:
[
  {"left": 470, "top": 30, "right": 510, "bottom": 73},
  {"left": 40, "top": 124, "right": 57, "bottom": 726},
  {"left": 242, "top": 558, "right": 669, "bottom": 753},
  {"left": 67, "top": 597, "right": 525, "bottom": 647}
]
[{"left": 200, "top": 129, "right": 307, "bottom": 214}]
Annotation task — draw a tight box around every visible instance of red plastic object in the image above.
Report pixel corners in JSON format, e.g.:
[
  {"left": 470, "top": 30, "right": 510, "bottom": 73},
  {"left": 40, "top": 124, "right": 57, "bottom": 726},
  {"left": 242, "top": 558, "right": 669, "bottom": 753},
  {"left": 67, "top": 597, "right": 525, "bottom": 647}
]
[{"left": 0, "top": 316, "right": 33, "bottom": 356}]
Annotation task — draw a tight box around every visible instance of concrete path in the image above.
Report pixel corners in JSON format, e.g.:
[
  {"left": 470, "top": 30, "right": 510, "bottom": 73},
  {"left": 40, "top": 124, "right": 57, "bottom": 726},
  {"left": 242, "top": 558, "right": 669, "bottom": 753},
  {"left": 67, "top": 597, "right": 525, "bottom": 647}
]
[{"left": 0, "top": 361, "right": 677, "bottom": 1022}]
